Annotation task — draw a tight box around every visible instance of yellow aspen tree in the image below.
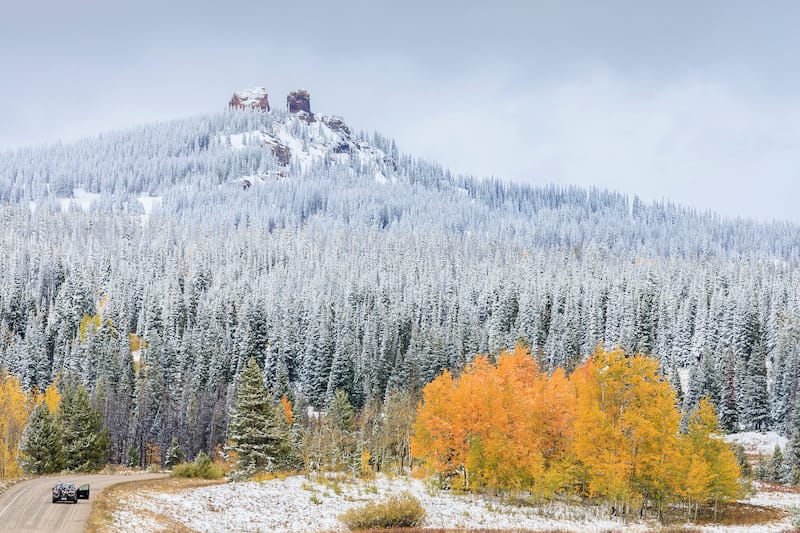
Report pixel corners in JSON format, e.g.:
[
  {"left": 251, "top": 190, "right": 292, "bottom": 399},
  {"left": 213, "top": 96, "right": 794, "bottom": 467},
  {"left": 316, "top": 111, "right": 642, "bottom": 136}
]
[
  {"left": 0, "top": 372, "right": 32, "bottom": 478},
  {"left": 681, "top": 397, "right": 742, "bottom": 516},
  {"left": 535, "top": 367, "right": 577, "bottom": 496},
  {"left": 42, "top": 376, "right": 61, "bottom": 413},
  {"left": 682, "top": 453, "right": 714, "bottom": 520},
  {"left": 572, "top": 346, "right": 681, "bottom": 513},
  {"left": 572, "top": 352, "right": 632, "bottom": 503}
]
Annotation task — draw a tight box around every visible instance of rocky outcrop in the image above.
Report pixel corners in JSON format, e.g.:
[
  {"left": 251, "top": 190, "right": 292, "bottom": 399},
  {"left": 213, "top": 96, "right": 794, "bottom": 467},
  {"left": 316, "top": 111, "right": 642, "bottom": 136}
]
[
  {"left": 270, "top": 143, "right": 292, "bottom": 166},
  {"left": 287, "top": 89, "right": 311, "bottom": 114},
  {"left": 229, "top": 87, "right": 270, "bottom": 111},
  {"left": 321, "top": 116, "right": 351, "bottom": 136}
]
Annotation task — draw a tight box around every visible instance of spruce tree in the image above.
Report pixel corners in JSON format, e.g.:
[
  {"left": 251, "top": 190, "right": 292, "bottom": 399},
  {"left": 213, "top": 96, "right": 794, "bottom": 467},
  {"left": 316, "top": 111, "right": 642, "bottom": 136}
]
[
  {"left": 718, "top": 351, "right": 738, "bottom": 432},
  {"left": 785, "top": 400, "right": 800, "bottom": 485},
  {"left": 741, "top": 337, "right": 771, "bottom": 431},
  {"left": 770, "top": 445, "right": 785, "bottom": 483},
  {"left": 58, "top": 383, "right": 110, "bottom": 471},
  {"left": 165, "top": 436, "right": 185, "bottom": 468},
  {"left": 228, "top": 357, "right": 286, "bottom": 474},
  {"left": 20, "top": 402, "right": 63, "bottom": 474}
]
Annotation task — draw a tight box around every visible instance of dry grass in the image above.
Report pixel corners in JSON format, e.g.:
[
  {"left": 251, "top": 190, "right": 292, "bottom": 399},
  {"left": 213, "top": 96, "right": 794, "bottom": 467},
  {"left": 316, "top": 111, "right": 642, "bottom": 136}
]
[
  {"left": 756, "top": 481, "right": 800, "bottom": 494},
  {"left": 321, "top": 530, "right": 570, "bottom": 533},
  {"left": 692, "top": 501, "right": 786, "bottom": 526},
  {"left": 653, "top": 500, "right": 786, "bottom": 529},
  {"left": 86, "top": 476, "right": 225, "bottom": 533},
  {"left": 0, "top": 477, "right": 25, "bottom": 498}
]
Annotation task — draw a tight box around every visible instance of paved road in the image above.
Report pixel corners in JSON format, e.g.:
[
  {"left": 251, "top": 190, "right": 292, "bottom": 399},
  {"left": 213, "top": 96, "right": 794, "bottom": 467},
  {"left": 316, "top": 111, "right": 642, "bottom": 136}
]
[{"left": 0, "top": 473, "right": 166, "bottom": 533}]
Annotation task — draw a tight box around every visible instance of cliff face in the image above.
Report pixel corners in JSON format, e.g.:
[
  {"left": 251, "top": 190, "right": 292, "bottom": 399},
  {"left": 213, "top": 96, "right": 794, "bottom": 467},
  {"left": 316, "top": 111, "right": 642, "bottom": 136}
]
[{"left": 229, "top": 87, "right": 270, "bottom": 111}]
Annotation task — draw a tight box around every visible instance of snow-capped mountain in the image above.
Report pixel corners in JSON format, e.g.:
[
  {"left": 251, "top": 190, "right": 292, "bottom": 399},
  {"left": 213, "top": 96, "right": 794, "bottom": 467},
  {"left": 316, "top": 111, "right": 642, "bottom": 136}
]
[
  {"left": 219, "top": 88, "right": 395, "bottom": 185},
  {"left": 0, "top": 87, "right": 799, "bottom": 463}
]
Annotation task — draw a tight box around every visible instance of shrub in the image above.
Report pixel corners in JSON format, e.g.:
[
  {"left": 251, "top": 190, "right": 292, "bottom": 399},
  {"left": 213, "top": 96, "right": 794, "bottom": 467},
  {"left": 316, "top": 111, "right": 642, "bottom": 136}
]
[
  {"left": 171, "top": 451, "right": 224, "bottom": 479},
  {"left": 338, "top": 492, "right": 425, "bottom": 530}
]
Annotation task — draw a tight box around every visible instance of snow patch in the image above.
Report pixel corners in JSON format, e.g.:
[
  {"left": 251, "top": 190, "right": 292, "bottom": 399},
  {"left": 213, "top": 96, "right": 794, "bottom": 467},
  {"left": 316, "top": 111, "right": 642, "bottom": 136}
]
[
  {"left": 138, "top": 195, "right": 162, "bottom": 215},
  {"left": 109, "top": 474, "right": 656, "bottom": 532},
  {"left": 724, "top": 431, "right": 788, "bottom": 456},
  {"left": 59, "top": 188, "right": 101, "bottom": 212}
]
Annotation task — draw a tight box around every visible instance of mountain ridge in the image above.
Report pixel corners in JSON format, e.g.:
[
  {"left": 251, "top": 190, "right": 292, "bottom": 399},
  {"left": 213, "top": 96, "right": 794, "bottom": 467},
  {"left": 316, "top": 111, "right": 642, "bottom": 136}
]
[{"left": 0, "top": 89, "right": 798, "bottom": 463}]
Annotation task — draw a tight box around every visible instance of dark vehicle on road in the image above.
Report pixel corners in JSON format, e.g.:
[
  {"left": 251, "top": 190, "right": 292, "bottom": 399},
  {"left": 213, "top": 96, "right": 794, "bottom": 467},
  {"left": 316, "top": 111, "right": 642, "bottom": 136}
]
[
  {"left": 77, "top": 484, "right": 90, "bottom": 499},
  {"left": 51, "top": 483, "right": 77, "bottom": 504}
]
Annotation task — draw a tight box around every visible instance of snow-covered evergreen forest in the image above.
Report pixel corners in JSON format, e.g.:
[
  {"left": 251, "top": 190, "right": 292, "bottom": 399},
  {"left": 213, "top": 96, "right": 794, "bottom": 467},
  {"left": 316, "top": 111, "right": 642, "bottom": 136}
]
[{"left": 1, "top": 107, "right": 799, "bottom": 463}]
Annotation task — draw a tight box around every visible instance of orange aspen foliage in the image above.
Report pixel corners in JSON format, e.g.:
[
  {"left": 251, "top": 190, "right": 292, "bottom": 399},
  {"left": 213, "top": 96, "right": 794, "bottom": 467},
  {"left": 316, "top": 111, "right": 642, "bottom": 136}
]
[
  {"left": 413, "top": 344, "right": 741, "bottom": 510},
  {"left": 412, "top": 345, "right": 576, "bottom": 495},
  {"left": 410, "top": 369, "right": 463, "bottom": 484},
  {"left": 280, "top": 395, "right": 294, "bottom": 426}
]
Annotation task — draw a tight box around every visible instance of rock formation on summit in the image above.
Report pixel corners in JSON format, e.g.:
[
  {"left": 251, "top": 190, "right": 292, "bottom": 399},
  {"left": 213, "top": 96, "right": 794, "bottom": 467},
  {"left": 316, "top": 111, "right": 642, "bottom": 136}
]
[
  {"left": 229, "top": 88, "right": 270, "bottom": 111},
  {"left": 287, "top": 90, "right": 311, "bottom": 114}
]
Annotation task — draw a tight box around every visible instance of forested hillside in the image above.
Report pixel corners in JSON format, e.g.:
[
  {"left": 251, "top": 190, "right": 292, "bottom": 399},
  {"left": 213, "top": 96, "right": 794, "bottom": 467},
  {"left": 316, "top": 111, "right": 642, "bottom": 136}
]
[{"left": 1, "top": 103, "right": 799, "bottom": 464}]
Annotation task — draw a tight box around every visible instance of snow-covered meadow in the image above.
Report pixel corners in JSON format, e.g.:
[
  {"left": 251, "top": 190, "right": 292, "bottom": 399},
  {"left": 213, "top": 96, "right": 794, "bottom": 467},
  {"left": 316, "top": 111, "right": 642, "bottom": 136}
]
[{"left": 106, "top": 474, "right": 800, "bottom": 533}]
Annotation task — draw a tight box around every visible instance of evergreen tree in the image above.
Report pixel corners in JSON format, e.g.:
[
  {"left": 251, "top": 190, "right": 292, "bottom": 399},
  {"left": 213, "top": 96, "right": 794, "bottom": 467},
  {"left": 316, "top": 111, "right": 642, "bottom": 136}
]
[
  {"left": 769, "top": 445, "right": 785, "bottom": 483},
  {"left": 127, "top": 443, "right": 140, "bottom": 468},
  {"left": 58, "top": 382, "right": 110, "bottom": 471},
  {"left": 718, "top": 350, "right": 738, "bottom": 432},
  {"left": 741, "top": 337, "right": 771, "bottom": 431},
  {"left": 165, "top": 436, "right": 185, "bottom": 468},
  {"left": 228, "top": 357, "right": 288, "bottom": 474},
  {"left": 755, "top": 455, "right": 770, "bottom": 481},
  {"left": 20, "top": 402, "right": 63, "bottom": 474}
]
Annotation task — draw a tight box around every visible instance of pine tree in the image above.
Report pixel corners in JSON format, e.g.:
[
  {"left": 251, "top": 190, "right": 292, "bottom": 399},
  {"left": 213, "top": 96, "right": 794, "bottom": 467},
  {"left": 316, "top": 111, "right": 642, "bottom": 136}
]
[
  {"left": 58, "top": 382, "right": 110, "bottom": 472},
  {"left": 165, "top": 436, "right": 185, "bottom": 468},
  {"left": 228, "top": 357, "right": 287, "bottom": 474},
  {"left": 769, "top": 445, "right": 785, "bottom": 484},
  {"left": 20, "top": 402, "right": 63, "bottom": 474},
  {"left": 718, "top": 350, "right": 738, "bottom": 432},
  {"left": 741, "top": 336, "right": 771, "bottom": 431}
]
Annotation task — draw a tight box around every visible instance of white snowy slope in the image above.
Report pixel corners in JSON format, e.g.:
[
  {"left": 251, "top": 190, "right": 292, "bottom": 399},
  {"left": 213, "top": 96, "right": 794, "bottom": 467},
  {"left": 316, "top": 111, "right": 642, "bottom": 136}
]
[{"left": 216, "top": 110, "right": 396, "bottom": 179}]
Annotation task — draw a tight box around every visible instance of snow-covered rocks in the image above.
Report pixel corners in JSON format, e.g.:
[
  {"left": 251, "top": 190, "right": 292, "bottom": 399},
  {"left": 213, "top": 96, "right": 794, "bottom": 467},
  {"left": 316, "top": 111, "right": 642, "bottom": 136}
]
[
  {"left": 229, "top": 87, "right": 271, "bottom": 111},
  {"left": 216, "top": 109, "right": 394, "bottom": 177},
  {"left": 287, "top": 89, "right": 311, "bottom": 114}
]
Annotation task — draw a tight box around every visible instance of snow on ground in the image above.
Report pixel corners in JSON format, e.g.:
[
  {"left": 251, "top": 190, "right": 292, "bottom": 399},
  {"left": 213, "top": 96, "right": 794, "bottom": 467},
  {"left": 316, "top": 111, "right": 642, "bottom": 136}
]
[
  {"left": 107, "top": 474, "right": 652, "bottom": 533},
  {"left": 59, "top": 188, "right": 101, "bottom": 211},
  {"left": 137, "top": 194, "right": 162, "bottom": 225},
  {"left": 107, "top": 474, "right": 800, "bottom": 533},
  {"left": 137, "top": 195, "right": 162, "bottom": 216},
  {"left": 724, "top": 431, "right": 788, "bottom": 456}
]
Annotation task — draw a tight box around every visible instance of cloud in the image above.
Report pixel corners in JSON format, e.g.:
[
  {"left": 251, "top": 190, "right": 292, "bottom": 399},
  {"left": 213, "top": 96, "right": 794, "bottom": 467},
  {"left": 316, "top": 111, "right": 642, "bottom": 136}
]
[{"left": 388, "top": 71, "right": 800, "bottom": 223}]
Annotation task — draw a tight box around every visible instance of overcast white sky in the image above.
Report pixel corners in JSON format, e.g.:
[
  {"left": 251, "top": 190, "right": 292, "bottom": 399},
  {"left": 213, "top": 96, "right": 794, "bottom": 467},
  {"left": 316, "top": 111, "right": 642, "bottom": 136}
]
[{"left": 0, "top": 1, "right": 797, "bottom": 222}]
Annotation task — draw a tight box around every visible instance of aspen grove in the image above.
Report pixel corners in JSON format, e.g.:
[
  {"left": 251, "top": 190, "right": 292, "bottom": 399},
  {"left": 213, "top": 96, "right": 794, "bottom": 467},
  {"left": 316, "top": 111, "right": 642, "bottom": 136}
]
[{"left": 411, "top": 346, "right": 742, "bottom": 516}]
